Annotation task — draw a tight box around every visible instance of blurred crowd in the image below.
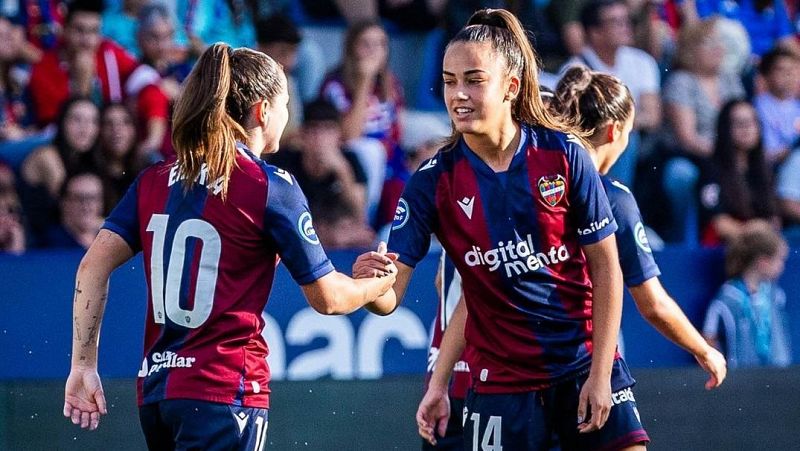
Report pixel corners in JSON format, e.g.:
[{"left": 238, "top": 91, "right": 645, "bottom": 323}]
[{"left": 1, "top": 0, "right": 800, "bottom": 258}]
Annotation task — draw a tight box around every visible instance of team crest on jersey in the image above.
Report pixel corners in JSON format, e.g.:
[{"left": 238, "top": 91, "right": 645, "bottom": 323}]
[
  {"left": 538, "top": 175, "right": 566, "bottom": 207},
  {"left": 392, "top": 198, "right": 410, "bottom": 230}
]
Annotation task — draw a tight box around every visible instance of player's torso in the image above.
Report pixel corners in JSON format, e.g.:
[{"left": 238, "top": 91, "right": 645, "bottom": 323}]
[
  {"left": 134, "top": 154, "right": 276, "bottom": 407},
  {"left": 431, "top": 134, "right": 593, "bottom": 319},
  {"left": 425, "top": 130, "right": 595, "bottom": 391}
]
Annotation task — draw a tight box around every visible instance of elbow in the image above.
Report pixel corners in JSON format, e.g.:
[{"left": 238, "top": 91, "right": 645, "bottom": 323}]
[{"left": 310, "top": 297, "right": 343, "bottom": 316}]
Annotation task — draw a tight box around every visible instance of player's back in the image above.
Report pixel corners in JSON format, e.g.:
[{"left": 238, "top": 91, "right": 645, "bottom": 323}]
[{"left": 103, "top": 145, "right": 328, "bottom": 409}]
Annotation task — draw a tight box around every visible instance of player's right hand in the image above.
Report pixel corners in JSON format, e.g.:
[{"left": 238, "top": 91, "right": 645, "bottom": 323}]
[
  {"left": 352, "top": 241, "right": 398, "bottom": 279},
  {"left": 64, "top": 366, "right": 107, "bottom": 431},
  {"left": 695, "top": 345, "right": 727, "bottom": 390},
  {"left": 416, "top": 385, "right": 450, "bottom": 446}
]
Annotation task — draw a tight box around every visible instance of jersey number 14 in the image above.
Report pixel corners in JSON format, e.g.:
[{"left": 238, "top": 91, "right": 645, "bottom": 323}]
[{"left": 146, "top": 214, "right": 221, "bottom": 329}]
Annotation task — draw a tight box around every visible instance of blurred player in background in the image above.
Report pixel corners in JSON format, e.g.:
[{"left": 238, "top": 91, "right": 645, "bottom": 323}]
[
  {"left": 552, "top": 66, "right": 727, "bottom": 390},
  {"left": 64, "top": 43, "right": 396, "bottom": 450}
]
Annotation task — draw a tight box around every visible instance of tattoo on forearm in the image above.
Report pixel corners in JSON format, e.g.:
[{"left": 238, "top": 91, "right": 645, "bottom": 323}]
[
  {"left": 81, "top": 315, "right": 99, "bottom": 349},
  {"left": 73, "top": 281, "right": 82, "bottom": 306}
]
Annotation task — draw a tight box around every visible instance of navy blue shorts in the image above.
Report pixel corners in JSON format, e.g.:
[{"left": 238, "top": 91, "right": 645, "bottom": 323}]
[
  {"left": 139, "top": 399, "right": 269, "bottom": 451},
  {"left": 463, "top": 359, "right": 649, "bottom": 451}
]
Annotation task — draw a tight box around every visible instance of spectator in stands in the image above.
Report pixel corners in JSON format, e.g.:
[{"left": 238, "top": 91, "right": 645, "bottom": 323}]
[
  {"left": 20, "top": 97, "right": 99, "bottom": 242},
  {"left": 256, "top": 14, "right": 303, "bottom": 140},
  {"left": 268, "top": 99, "right": 374, "bottom": 249},
  {"left": 703, "top": 220, "right": 791, "bottom": 368},
  {"left": 753, "top": 48, "right": 800, "bottom": 165},
  {"left": 696, "top": 100, "right": 779, "bottom": 246},
  {"left": 176, "top": 0, "right": 256, "bottom": 50},
  {"left": 28, "top": 0, "right": 137, "bottom": 127},
  {"left": 9, "top": 0, "right": 65, "bottom": 54},
  {"left": 660, "top": 18, "right": 745, "bottom": 243},
  {"left": 43, "top": 172, "right": 103, "bottom": 249},
  {"left": 136, "top": 4, "right": 192, "bottom": 91},
  {"left": 0, "top": 162, "right": 26, "bottom": 254},
  {"left": 0, "top": 13, "right": 51, "bottom": 170},
  {"left": 683, "top": 0, "right": 800, "bottom": 59},
  {"left": 777, "top": 146, "right": 800, "bottom": 246},
  {"left": 0, "top": 14, "right": 31, "bottom": 139},
  {"left": 303, "top": 0, "right": 446, "bottom": 31},
  {"left": 94, "top": 103, "right": 143, "bottom": 214},
  {"left": 560, "top": 0, "right": 661, "bottom": 187},
  {"left": 319, "top": 20, "right": 405, "bottom": 226},
  {"left": 101, "top": 0, "right": 149, "bottom": 58}
]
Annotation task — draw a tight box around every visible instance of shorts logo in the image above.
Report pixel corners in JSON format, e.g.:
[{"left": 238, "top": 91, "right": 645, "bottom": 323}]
[
  {"left": 297, "top": 212, "right": 320, "bottom": 245},
  {"left": 138, "top": 351, "right": 196, "bottom": 378},
  {"left": 634, "top": 222, "right": 652, "bottom": 253},
  {"left": 538, "top": 175, "right": 566, "bottom": 207},
  {"left": 392, "top": 198, "right": 410, "bottom": 230},
  {"left": 611, "top": 387, "right": 636, "bottom": 405}
]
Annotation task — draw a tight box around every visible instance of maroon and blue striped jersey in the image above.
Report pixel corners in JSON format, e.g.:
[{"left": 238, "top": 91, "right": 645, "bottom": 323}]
[
  {"left": 102, "top": 144, "right": 334, "bottom": 408},
  {"left": 390, "top": 125, "right": 618, "bottom": 393}
]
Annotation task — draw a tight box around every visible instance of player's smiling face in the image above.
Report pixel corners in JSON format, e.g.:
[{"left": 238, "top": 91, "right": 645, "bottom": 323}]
[{"left": 443, "top": 41, "right": 513, "bottom": 136}]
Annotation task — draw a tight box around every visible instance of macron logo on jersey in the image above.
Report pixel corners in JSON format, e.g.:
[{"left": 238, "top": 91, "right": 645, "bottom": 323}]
[
  {"left": 418, "top": 158, "right": 437, "bottom": 171},
  {"left": 464, "top": 234, "right": 570, "bottom": 278},
  {"left": 274, "top": 168, "right": 294, "bottom": 185},
  {"left": 138, "top": 351, "right": 196, "bottom": 378},
  {"left": 457, "top": 196, "right": 474, "bottom": 219},
  {"left": 577, "top": 217, "right": 611, "bottom": 236}
]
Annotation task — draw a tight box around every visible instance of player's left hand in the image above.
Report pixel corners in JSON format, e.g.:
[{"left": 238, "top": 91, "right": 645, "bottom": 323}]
[
  {"left": 577, "top": 373, "right": 612, "bottom": 433},
  {"left": 64, "top": 366, "right": 107, "bottom": 430},
  {"left": 695, "top": 345, "right": 727, "bottom": 390},
  {"left": 416, "top": 385, "right": 450, "bottom": 446}
]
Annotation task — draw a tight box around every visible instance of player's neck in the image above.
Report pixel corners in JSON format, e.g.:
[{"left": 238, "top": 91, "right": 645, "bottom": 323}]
[
  {"left": 463, "top": 121, "right": 520, "bottom": 172},
  {"left": 741, "top": 269, "right": 765, "bottom": 294},
  {"left": 245, "top": 129, "right": 266, "bottom": 157}
]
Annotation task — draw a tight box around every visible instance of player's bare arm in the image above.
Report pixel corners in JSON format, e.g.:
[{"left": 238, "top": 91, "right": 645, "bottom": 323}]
[
  {"left": 628, "top": 279, "right": 727, "bottom": 389},
  {"left": 65, "top": 230, "right": 133, "bottom": 430},
  {"left": 417, "top": 295, "right": 466, "bottom": 446},
  {"left": 301, "top": 262, "right": 397, "bottom": 315},
  {"left": 579, "top": 234, "right": 623, "bottom": 433}
]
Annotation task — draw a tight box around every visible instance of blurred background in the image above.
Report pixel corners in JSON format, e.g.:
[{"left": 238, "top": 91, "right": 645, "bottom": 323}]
[{"left": 1, "top": 0, "right": 800, "bottom": 449}]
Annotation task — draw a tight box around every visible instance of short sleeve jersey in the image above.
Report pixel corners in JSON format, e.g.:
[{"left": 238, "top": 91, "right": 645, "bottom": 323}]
[
  {"left": 103, "top": 144, "right": 334, "bottom": 408},
  {"left": 390, "top": 125, "right": 619, "bottom": 393},
  {"left": 601, "top": 176, "right": 661, "bottom": 287}
]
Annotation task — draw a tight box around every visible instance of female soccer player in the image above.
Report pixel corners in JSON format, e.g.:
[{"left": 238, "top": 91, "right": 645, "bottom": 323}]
[
  {"left": 64, "top": 43, "right": 397, "bottom": 449},
  {"left": 551, "top": 66, "right": 727, "bottom": 389},
  {"left": 356, "top": 9, "right": 647, "bottom": 451}
]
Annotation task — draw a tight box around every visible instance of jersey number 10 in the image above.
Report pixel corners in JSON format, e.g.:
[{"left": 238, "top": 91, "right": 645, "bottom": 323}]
[{"left": 146, "top": 214, "right": 221, "bottom": 329}]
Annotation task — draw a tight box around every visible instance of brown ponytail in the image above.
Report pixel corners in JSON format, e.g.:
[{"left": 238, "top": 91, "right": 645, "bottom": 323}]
[
  {"left": 172, "top": 43, "right": 284, "bottom": 198},
  {"left": 551, "top": 66, "right": 633, "bottom": 141},
  {"left": 445, "top": 9, "right": 586, "bottom": 148}
]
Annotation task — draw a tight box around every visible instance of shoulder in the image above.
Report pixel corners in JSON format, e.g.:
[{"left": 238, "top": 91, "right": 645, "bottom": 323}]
[
  {"left": 603, "top": 177, "right": 637, "bottom": 210},
  {"left": 30, "top": 50, "right": 60, "bottom": 74},
  {"left": 664, "top": 70, "right": 695, "bottom": 87},
  {"left": 716, "top": 280, "right": 747, "bottom": 305},
  {"left": 620, "top": 46, "right": 657, "bottom": 65},
  {"left": 529, "top": 126, "right": 585, "bottom": 154}
]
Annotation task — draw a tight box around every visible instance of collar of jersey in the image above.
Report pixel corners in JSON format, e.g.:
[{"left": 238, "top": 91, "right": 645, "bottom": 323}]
[
  {"left": 236, "top": 141, "right": 260, "bottom": 162},
  {"left": 459, "top": 124, "right": 529, "bottom": 176}
]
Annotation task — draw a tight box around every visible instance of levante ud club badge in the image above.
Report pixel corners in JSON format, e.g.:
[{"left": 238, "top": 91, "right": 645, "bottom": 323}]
[{"left": 538, "top": 175, "right": 566, "bottom": 207}]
